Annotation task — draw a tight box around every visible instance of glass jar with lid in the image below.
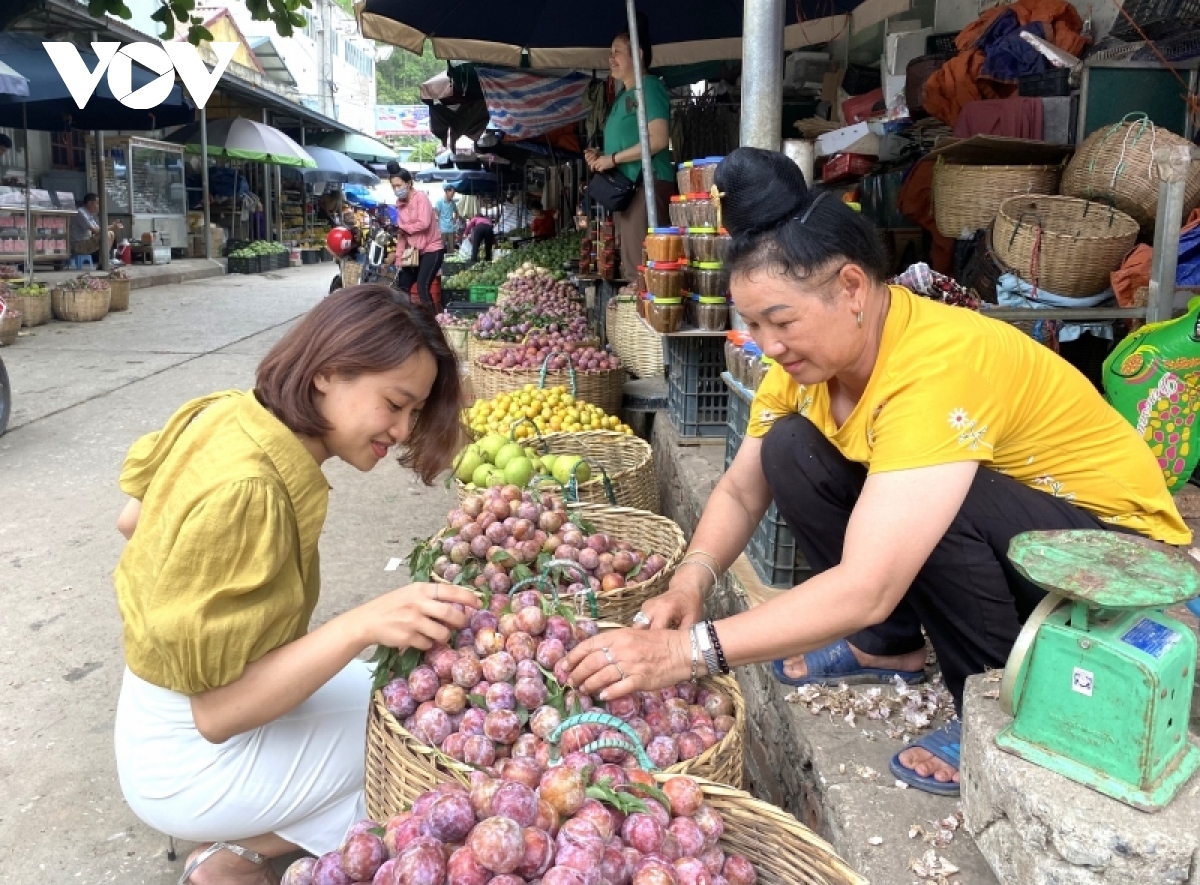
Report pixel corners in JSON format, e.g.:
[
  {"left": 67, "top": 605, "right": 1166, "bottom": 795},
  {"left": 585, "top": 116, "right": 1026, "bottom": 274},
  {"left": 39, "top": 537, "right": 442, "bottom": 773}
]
[
  {"left": 646, "top": 296, "right": 683, "bottom": 333},
  {"left": 686, "top": 194, "right": 716, "bottom": 229},
  {"left": 696, "top": 157, "right": 723, "bottom": 193},
  {"left": 742, "top": 343, "right": 764, "bottom": 389},
  {"left": 692, "top": 262, "right": 729, "bottom": 299},
  {"left": 644, "top": 227, "right": 684, "bottom": 262},
  {"left": 645, "top": 260, "right": 684, "bottom": 299},
  {"left": 668, "top": 195, "right": 688, "bottom": 229},
  {"left": 696, "top": 297, "right": 729, "bottom": 331},
  {"left": 715, "top": 228, "right": 733, "bottom": 264},
  {"left": 725, "top": 331, "right": 745, "bottom": 380},
  {"left": 686, "top": 228, "right": 718, "bottom": 262},
  {"left": 683, "top": 293, "right": 699, "bottom": 328},
  {"left": 676, "top": 162, "right": 693, "bottom": 195}
]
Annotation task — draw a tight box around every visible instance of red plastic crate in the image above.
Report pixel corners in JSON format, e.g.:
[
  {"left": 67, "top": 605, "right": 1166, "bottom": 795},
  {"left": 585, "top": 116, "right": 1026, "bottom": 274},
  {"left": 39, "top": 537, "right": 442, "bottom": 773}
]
[
  {"left": 842, "top": 87, "right": 885, "bottom": 124},
  {"left": 821, "top": 153, "right": 876, "bottom": 184}
]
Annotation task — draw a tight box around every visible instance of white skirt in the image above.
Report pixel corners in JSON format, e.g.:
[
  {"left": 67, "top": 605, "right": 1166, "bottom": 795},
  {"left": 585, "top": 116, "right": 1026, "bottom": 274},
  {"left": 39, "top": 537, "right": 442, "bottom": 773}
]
[{"left": 114, "top": 661, "right": 371, "bottom": 856}]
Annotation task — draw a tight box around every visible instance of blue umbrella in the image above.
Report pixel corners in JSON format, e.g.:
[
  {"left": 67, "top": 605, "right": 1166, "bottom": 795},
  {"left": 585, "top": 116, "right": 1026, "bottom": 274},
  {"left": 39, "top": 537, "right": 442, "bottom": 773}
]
[
  {"left": 302, "top": 146, "right": 380, "bottom": 186},
  {"left": 0, "top": 60, "right": 29, "bottom": 98}
]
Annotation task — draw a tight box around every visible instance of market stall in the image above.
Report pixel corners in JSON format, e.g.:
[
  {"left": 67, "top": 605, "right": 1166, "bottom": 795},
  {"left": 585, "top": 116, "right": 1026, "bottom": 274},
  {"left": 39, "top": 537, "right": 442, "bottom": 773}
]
[{"left": 87, "top": 136, "right": 189, "bottom": 263}]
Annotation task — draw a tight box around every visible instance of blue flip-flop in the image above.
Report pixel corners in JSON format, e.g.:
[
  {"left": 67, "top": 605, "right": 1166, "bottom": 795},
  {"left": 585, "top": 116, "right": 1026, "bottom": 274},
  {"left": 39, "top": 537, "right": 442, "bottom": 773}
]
[
  {"left": 771, "top": 639, "right": 926, "bottom": 687},
  {"left": 889, "top": 720, "right": 962, "bottom": 796}
]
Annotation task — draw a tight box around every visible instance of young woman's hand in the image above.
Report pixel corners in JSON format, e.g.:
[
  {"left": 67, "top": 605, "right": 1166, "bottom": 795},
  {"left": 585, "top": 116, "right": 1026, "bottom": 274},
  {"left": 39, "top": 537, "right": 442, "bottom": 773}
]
[{"left": 354, "top": 583, "right": 478, "bottom": 651}]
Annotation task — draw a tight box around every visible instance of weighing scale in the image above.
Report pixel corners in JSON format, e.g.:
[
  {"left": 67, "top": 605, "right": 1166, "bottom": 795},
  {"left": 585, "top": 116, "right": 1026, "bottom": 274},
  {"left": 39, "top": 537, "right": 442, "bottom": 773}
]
[{"left": 997, "top": 530, "right": 1200, "bottom": 812}]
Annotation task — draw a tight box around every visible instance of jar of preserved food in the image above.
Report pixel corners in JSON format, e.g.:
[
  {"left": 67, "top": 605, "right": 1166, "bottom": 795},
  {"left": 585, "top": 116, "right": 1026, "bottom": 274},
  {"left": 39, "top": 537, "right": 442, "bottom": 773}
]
[
  {"left": 683, "top": 293, "right": 699, "bottom": 328},
  {"left": 742, "top": 343, "right": 764, "bottom": 389},
  {"left": 725, "top": 331, "right": 749, "bottom": 381},
  {"left": 715, "top": 228, "right": 733, "bottom": 264},
  {"left": 635, "top": 265, "right": 647, "bottom": 294},
  {"left": 692, "top": 262, "right": 729, "bottom": 298},
  {"left": 669, "top": 195, "right": 688, "bottom": 229},
  {"left": 644, "top": 227, "right": 684, "bottom": 262},
  {"left": 637, "top": 291, "right": 649, "bottom": 319},
  {"left": 645, "top": 260, "right": 684, "bottom": 299},
  {"left": 687, "top": 194, "right": 716, "bottom": 229},
  {"left": 676, "top": 162, "right": 693, "bottom": 195},
  {"left": 646, "top": 296, "right": 683, "bottom": 333},
  {"left": 696, "top": 296, "right": 729, "bottom": 331},
  {"left": 686, "top": 228, "right": 718, "bottom": 262},
  {"left": 697, "top": 157, "right": 723, "bottom": 192}
]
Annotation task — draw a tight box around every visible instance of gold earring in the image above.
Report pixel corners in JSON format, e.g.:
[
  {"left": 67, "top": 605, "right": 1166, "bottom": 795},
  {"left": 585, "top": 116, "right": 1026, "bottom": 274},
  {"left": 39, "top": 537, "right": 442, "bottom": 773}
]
[{"left": 856, "top": 310, "right": 864, "bottom": 328}]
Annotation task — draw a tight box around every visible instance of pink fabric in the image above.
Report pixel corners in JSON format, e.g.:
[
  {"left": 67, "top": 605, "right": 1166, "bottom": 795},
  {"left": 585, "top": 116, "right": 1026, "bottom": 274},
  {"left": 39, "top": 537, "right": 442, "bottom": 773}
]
[
  {"left": 463, "top": 215, "right": 490, "bottom": 238},
  {"left": 395, "top": 189, "right": 441, "bottom": 256}
]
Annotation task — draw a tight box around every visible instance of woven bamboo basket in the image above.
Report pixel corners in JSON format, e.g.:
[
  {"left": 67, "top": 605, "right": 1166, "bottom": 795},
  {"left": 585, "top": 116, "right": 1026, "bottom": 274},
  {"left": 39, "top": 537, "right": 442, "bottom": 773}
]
[
  {"left": 467, "top": 334, "right": 516, "bottom": 365},
  {"left": 365, "top": 634, "right": 747, "bottom": 818},
  {"left": 443, "top": 325, "right": 470, "bottom": 363},
  {"left": 456, "top": 430, "right": 659, "bottom": 512},
  {"left": 0, "top": 309, "right": 19, "bottom": 345},
  {"left": 52, "top": 285, "right": 110, "bottom": 322},
  {"left": 933, "top": 160, "right": 1062, "bottom": 238},
  {"left": 432, "top": 502, "right": 685, "bottom": 624},
  {"left": 613, "top": 297, "right": 665, "bottom": 380},
  {"left": 107, "top": 278, "right": 131, "bottom": 311},
  {"left": 1061, "top": 116, "right": 1200, "bottom": 230},
  {"left": 471, "top": 353, "right": 626, "bottom": 415},
  {"left": 17, "top": 291, "right": 51, "bottom": 327},
  {"left": 994, "top": 195, "right": 1139, "bottom": 297}
]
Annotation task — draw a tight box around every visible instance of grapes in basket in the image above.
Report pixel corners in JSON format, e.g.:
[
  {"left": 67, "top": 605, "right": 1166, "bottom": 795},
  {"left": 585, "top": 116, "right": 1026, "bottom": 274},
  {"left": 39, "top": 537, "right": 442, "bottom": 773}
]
[{"left": 284, "top": 771, "right": 757, "bottom": 885}]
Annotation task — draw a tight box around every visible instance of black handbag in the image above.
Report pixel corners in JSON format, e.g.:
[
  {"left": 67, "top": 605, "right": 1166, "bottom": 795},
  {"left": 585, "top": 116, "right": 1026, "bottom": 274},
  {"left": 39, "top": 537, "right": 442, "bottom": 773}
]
[{"left": 587, "top": 168, "right": 641, "bottom": 213}]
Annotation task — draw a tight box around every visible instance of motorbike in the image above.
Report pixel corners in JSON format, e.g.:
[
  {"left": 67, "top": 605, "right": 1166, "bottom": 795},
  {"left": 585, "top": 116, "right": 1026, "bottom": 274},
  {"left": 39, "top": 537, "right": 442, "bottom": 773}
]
[{"left": 328, "top": 208, "right": 397, "bottom": 294}]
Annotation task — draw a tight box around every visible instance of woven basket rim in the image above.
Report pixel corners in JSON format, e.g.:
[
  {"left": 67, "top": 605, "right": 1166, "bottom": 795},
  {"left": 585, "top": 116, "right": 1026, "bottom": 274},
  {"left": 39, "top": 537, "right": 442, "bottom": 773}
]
[{"left": 996, "top": 194, "right": 1140, "bottom": 240}]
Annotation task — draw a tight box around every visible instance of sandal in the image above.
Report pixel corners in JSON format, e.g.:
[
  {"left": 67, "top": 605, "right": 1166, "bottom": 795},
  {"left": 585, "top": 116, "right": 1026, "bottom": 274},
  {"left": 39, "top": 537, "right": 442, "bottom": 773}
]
[
  {"left": 888, "top": 719, "right": 962, "bottom": 796},
  {"left": 178, "top": 842, "right": 269, "bottom": 885},
  {"left": 771, "top": 639, "right": 926, "bottom": 687}
]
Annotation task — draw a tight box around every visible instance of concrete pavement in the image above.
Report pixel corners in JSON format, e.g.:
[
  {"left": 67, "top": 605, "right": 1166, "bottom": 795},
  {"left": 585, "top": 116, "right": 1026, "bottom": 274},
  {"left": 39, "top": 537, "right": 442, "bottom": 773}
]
[{"left": 0, "top": 264, "right": 459, "bottom": 881}]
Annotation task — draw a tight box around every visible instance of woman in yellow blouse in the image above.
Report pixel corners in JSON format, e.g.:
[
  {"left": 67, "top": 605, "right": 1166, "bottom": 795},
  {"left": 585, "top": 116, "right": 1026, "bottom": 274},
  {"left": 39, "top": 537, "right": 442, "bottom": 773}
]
[
  {"left": 112, "top": 285, "right": 477, "bottom": 885},
  {"left": 562, "top": 148, "right": 1188, "bottom": 798}
]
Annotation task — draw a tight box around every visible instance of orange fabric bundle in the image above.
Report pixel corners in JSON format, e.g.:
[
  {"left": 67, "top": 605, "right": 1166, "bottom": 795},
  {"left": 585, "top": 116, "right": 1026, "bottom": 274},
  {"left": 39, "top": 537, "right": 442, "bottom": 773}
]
[{"left": 1110, "top": 209, "right": 1200, "bottom": 307}]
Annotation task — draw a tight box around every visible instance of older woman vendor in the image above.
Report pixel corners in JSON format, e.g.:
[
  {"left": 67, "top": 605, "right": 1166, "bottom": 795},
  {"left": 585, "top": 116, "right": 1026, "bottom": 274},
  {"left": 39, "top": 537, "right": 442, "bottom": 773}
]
[{"left": 564, "top": 147, "right": 1188, "bottom": 796}]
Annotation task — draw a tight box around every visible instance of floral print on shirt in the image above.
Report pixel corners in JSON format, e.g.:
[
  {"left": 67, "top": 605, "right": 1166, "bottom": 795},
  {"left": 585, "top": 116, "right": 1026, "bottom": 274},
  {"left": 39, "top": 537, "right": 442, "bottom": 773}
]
[{"left": 948, "top": 408, "right": 994, "bottom": 452}]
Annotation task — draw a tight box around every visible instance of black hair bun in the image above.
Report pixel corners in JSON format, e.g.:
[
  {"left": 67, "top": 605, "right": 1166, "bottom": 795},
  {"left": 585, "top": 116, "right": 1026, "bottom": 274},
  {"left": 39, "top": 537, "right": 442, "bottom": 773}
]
[{"left": 715, "top": 147, "right": 810, "bottom": 237}]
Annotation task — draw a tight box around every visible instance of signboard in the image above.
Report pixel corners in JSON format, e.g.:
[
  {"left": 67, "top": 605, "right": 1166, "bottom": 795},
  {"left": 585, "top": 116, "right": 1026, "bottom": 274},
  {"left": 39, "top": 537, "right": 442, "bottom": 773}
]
[{"left": 374, "top": 104, "right": 431, "bottom": 137}]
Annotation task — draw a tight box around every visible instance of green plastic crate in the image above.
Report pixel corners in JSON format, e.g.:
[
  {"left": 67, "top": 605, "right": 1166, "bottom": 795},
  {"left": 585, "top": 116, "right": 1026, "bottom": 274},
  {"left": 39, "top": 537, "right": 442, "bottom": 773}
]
[{"left": 469, "top": 285, "right": 499, "bottom": 303}]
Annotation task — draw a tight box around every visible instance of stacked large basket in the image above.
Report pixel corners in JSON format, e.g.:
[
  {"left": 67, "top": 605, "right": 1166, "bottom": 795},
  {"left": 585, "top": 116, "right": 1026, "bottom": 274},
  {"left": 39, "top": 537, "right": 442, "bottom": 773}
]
[
  {"left": 456, "top": 430, "right": 659, "bottom": 513},
  {"left": 108, "top": 277, "right": 131, "bottom": 312},
  {"left": 467, "top": 334, "right": 517, "bottom": 366},
  {"left": 612, "top": 296, "right": 665, "bottom": 380},
  {"left": 1062, "top": 116, "right": 1200, "bottom": 230},
  {"left": 994, "top": 195, "right": 1140, "bottom": 297},
  {"left": 433, "top": 502, "right": 685, "bottom": 624},
  {"left": 471, "top": 353, "right": 627, "bottom": 416},
  {"left": 17, "top": 289, "right": 51, "bottom": 327},
  {"left": 0, "top": 303, "right": 19, "bottom": 345},
  {"left": 933, "top": 159, "right": 1063, "bottom": 239},
  {"left": 52, "top": 283, "right": 110, "bottom": 322}
]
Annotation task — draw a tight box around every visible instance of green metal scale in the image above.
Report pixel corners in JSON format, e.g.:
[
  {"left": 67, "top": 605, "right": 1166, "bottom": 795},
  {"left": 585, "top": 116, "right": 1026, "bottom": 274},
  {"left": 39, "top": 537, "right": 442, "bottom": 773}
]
[{"left": 997, "top": 530, "right": 1200, "bottom": 812}]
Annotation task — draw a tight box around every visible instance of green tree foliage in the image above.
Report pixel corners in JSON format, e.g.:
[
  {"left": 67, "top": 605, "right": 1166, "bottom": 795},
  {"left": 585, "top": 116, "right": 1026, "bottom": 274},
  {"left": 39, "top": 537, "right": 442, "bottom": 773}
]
[
  {"left": 376, "top": 43, "right": 444, "bottom": 106},
  {"left": 88, "top": 0, "right": 311, "bottom": 45}
]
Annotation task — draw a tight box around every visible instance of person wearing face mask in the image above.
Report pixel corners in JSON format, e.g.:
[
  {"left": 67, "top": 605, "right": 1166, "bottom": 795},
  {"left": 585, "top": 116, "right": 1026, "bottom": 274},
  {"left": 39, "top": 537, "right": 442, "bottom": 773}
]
[
  {"left": 561, "top": 147, "right": 1188, "bottom": 799},
  {"left": 111, "top": 286, "right": 478, "bottom": 884},
  {"left": 390, "top": 170, "right": 444, "bottom": 309},
  {"left": 584, "top": 14, "right": 675, "bottom": 282}
]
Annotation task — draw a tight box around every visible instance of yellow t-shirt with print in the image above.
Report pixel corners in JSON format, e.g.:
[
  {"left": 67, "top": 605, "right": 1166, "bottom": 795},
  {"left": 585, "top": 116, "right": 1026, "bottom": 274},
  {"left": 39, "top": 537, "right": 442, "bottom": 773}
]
[{"left": 747, "top": 285, "right": 1190, "bottom": 545}]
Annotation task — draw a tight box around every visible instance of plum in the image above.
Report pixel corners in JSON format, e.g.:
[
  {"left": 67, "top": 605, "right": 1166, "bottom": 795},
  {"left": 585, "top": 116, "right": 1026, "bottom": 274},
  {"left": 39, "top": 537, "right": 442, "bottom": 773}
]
[
  {"left": 484, "top": 709, "right": 522, "bottom": 744},
  {"left": 489, "top": 877, "right": 524, "bottom": 885},
  {"left": 475, "top": 627, "right": 506, "bottom": 657},
  {"left": 371, "top": 858, "right": 397, "bottom": 884},
  {"left": 515, "top": 658, "right": 541, "bottom": 680},
  {"left": 692, "top": 805, "right": 724, "bottom": 850},
  {"left": 702, "top": 692, "right": 734, "bottom": 719},
  {"left": 511, "top": 733, "right": 541, "bottom": 761},
  {"left": 674, "top": 858, "right": 714, "bottom": 885},
  {"left": 596, "top": 728, "right": 632, "bottom": 764},
  {"left": 562, "top": 530, "right": 585, "bottom": 548},
  {"left": 605, "top": 693, "right": 641, "bottom": 721},
  {"left": 311, "top": 852, "right": 353, "bottom": 885},
  {"left": 382, "top": 680, "right": 417, "bottom": 720},
  {"left": 539, "top": 510, "right": 566, "bottom": 534},
  {"left": 486, "top": 682, "right": 517, "bottom": 712},
  {"left": 544, "top": 616, "right": 574, "bottom": 646},
  {"left": 660, "top": 831, "right": 683, "bottom": 861},
  {"left": 539, "top": 765, "right": 588, "bottom": 817},
  {"left": 669, "top": 817, "right": 705, "bottom": 858},
  {"left": 574, "top": 798, "right": 620, "bottom": 843},
  {"left": 442, "top": 732, "right": 467, "bottom": 761},
  {"left": 622, "top": 813, "right": 665, "bottom": 855},
  {"left": 470, "top": 610, "right": 500, "bottom": 634},
  {"left": 490, "top": 593, "right": 512, "bottom": 614},
  {"left": 415, "top": 707, "right": 453, "bottom": 747},
  {"left": 516, "top": 605, "right": 548, "bottom": 637},
  {"left": 536, "top": 637, "right": 567, "bottom": 669},
  {"left": 482, "top": 652, "right": 517, "bottom": 684},
  {"left": 535, "top": 796, "right": 561, "bottom": 835},
  {"left": 470, "top": 535, "right": 492, "bottom": 561},
  {"left": 282, "top": 857, "right": 317, "bottom": 885},
  {"left": 577, "top": 548, "right": 601, "bottom": 571},
  {"left": 558, "top": 723, "right": 600, "bottom": 755},
  {"left": 590, "top": 763, "right": 629, "bottom": 787},
  {"left": 601, "top": 844, "right": 633, "bottom": 885},
  {"left": 469, "top": 775, "right": 501, "bottom": 819},
  {"left": 555, "top": 821, "right": 605, "bottom": 872},
  {"left": 383, "top": 812, "right": 421, "bottom": 858},
  {"left": 501, "top": 755, "right": 542, "bottom": 789},
  {"left": 455, "top": 628, "right": 476, "bottom": 651},
  {"left": 647, "top": 735, "right": 680, "bottom": 768},
  {"left": 628, "top": 718, "right": 653, "bottom": 748},
  {"left": 394, "top": 843, "right": 447, "bottom": 885},
  {"left": 422, "top": 791, "right": 475, "bottom": 842},
  {"left": 662, "top": 777, "right": 704, "bottom": 818},
  {"left": 722, "top": 855, "right": 756, "bottom": 885},
  {"left": 514, "top": 826, "right": 555, "bottom": 879},
  {"left": 459, "top": 707, "right": 487, "bottom": 736},
  {"left": 467, "top": 816, "right": 524, "bottom": 874},
  {"left": 446, "top": 846, "right": 492, "bottom": 885},
  {"left": 692, "top": 726, "right": 718, "bottom": 751},
  {"left": 435, "top": 684, "right": 467, "bottom": 715},
  {"left": 341, "top": 834, "right": 387, "bottom": 881},
  {"left": 462, "top": 734, "right": 497, "bottom": 768},
  {"left": 699, "top": 847, "right": 726, "bottom": 878},
  {"left": 678, "top": 732, "right": 707, "bottom": 760},
  {"left": 712, "top": 715, "right": 735, "bottom": 738},
  {"left": 564, "top": 690, "right": 595, "bottom": 714},
  {"left": 498, "top": 612, "right": 521, "bottom": 637},
  {"left": 542, "top": 868, "right": 588, "bottom": 885},
  {"left": 506, "top": 632, "right": 538, "bottom": 662},
  {"left": 515, "top": 676, "right": 548, "bottom": 709},
  {"left": 632, "top": 857, "right": 680, "bottom": 885},
  {"left": 408, "top": 668, "right": 440, "bottom": 703},
  {"left": 452, "top": 656, "right": 484, "bottom": 689},
  {"left": 490, "top": 780, "right": 539, "bottom": 826}
]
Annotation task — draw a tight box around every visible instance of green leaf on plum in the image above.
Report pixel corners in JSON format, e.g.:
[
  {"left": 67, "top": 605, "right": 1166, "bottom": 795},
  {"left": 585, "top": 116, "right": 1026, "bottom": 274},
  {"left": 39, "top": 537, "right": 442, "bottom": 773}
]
[
  {"left": 516, "top": 705, "right": 530, "bottom": 727},
  {"left": 587, "top": 781, "right": 649, "bottom": 815},
  {"left": 468, "top": 693, "right": 488, "bottom": 710},
  {"left": 369, "top": 827, "right": 386, "bottom": 839},
  {"left": 622, "top": 780, "right": 672, "bottom": 813},
  {"left": 396, "top": 647, "right": 423, "bottom": 680},
  {"left": 512, "top": 564, "right": 533, "bottom": 583}
]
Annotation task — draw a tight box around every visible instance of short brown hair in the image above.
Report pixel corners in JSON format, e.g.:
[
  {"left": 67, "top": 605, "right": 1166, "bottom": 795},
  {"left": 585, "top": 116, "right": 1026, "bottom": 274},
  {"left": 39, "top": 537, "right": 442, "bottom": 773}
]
[{"left": 256, "top": 284, "right": 465, "bottom": 484}]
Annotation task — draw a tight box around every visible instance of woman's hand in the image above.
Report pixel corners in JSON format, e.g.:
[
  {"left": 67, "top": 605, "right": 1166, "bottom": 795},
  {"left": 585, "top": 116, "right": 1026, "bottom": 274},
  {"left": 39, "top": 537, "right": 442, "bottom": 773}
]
[
  {"left": 638, "top": 579, "right": 704, "bottom": 630},
  {"left": 562, "top": 627, "right": 690, "bottom": 701},
  {"left": 592, "top": 154, "right": 617, "bottom": 172},
  {"left": 353, "top": 583, "right": 478, "bottom": 651}
]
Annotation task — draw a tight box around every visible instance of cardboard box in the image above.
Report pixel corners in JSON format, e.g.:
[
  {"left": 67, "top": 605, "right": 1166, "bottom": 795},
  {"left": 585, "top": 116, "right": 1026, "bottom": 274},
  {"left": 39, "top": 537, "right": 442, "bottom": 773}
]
[
  {"left": 816, "top": 122, "right": 882, "bottom": 158},
  {"left": 884, "top": 27, "right": 932, "bottom": 77}
]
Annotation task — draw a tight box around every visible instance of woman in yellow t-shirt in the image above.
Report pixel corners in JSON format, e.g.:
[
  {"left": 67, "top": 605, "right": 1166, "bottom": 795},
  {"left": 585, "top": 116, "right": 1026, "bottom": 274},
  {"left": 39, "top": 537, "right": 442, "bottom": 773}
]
[
  {"left": 112, "top": 286, "right": 478, "bottom": 884},
  {"left": 561, "top": 148, "right": 1189, "bottom": 798}
]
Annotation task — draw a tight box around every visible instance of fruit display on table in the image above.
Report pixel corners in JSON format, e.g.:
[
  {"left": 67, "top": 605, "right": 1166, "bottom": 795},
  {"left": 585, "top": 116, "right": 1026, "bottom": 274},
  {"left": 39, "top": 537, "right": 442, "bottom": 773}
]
[
  {"left": 478, "top": 336, "right": 621, "bottom": 374},
  {"left": 444, "top": 231, "right": 583, "bottom": 290},
  {"left": 466, "top": 387, "right": 633, "bottom": 440},
  {"left": 453, "top": 432, "right": 595, "bottom": 491}
]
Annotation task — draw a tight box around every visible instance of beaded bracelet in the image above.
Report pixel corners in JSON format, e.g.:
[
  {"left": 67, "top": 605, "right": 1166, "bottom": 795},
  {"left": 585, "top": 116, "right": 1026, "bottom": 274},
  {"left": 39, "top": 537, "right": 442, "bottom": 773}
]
[{"left": 705, "top": 620, "right": 730, "bottom": 675}]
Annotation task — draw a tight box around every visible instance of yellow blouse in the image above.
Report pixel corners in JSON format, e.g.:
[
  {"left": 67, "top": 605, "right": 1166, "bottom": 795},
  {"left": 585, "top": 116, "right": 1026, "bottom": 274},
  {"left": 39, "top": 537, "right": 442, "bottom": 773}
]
[
  {"left": 748, "top": 286, "right": 1190, "bottom": 545},
  {"left": 113, "top": 390, "right": 329, "bottom": 695}
]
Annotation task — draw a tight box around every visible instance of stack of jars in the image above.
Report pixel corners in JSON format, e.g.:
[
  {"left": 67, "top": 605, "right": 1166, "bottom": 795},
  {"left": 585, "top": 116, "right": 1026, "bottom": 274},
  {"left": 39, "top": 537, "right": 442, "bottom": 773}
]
[
  {"left": 681, "top": 226, "right": 734, "bottom": 332},
  {"left": 598, "top": 220, "right": 617, "bottom": 280},
  {"left": 644, "top": 227, "right": 685, "bottom": 333},
  {"left": 724, "top": 331, "right": 774, "bottom": 390},
  {"left": 676, "top": 157, "right": 724, "bottom": 195}
]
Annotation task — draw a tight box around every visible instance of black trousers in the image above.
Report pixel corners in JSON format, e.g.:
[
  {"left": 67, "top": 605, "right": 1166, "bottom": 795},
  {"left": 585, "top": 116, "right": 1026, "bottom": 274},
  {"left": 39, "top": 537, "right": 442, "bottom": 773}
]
[
  {"left": 470, "top": 224, "right": 495, "bottom": 262},
  {"left": 396, "top": 249, "right": 445, "bottom": 307},
  {"left": 760, "top": 415, "right": 1119, "bottom": 711}
]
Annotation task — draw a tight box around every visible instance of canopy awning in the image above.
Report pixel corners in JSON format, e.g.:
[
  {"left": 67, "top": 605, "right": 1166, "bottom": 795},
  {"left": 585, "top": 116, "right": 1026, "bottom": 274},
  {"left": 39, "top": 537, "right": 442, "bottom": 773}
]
[{"left": 249, "top": 36, "right": 299, "bottom": 88}]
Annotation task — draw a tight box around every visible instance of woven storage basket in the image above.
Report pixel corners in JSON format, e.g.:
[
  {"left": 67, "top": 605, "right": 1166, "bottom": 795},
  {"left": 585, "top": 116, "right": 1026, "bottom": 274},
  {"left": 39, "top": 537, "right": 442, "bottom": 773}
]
[
  {"left": 52, "top": 285, "right": 110, "bottom": 322},
  {"left": 107, "top": 278, "right": 131, "bottom": 311},
  {"left": 442, "top": 325, "right": 470, "bottom": 363},
  {"left": 456, "top": 430, "right": 659, "bottom": 513},
  {"left": 432, "top": 502, "right": 685, "bottom": 624},
  {"left": 994, "top": 195, "right": 1139, "bottom": 297},
  {"left": 0, "top": 309, "right": 19, "bottom": 345},
  {"left": 1061, "top": 116, "right": 1200, "bottom": 229},
  {"left": 933, "top": 161, "right": 1062, "bottom": 238},
  {"left": 614, "top": 297, "right": 665, "bottom": 380},
  {"left": 365, "top": 638, "right": 746, "bottom": 819},
  {"left": 471, "top": 353, "right": 627, "bottom": 415},
  {"left": 467, "top": 334, "right": 515, "bottom": 365},
  {"left": 17, "top": 292, "right": 51, "bottom": 327}
]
